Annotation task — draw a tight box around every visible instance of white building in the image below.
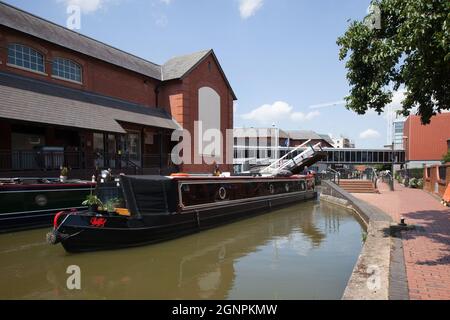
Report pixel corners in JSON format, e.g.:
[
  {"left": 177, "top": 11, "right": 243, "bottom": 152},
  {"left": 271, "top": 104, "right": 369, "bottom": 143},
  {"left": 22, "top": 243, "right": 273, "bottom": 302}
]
[
  {"left": 332, "top": 136, "right": 355, "bottom": 149},
  {"left": 392, "top": 119, "right": 406, "bottom": 150}
]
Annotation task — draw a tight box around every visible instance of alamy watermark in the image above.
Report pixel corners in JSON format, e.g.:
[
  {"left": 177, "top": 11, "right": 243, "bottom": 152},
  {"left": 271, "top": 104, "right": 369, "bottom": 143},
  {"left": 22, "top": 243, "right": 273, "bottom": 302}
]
[
  {"left": 170, "top": 124, "right": 284, "bottom": 166},
  {"left": 66, "top": 5, "right": 81, "bottom": 30},
  {"left": 66, "top": 265, "right": 81, "bottom": 290}
]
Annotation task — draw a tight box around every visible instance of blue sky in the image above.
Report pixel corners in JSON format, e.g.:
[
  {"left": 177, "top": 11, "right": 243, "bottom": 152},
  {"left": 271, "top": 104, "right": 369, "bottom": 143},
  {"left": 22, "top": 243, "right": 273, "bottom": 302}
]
[{"left": 3, "top": 0, "right": 400, "bottom": 148}]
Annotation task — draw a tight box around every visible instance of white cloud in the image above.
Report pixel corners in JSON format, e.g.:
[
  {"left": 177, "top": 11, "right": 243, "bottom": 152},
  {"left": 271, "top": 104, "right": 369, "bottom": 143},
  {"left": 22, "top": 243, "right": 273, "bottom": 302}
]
[
  {"left": 239, "top": 0, "right": 264, "bottom": 19},
  {"left": 291, "top": 110, "right": 320, "bottom": 122},
  {"left": 383, "top": 89, "right": 407, "bottom": 120},
  {"left": 241, "top": 101, "right": 320, "bottom": 126},
  {"left": 59, "top": 0, "right": 109, "bottom": 14},
  {"left": 359, "top": 129, "right": 381, "bottom": 139}
]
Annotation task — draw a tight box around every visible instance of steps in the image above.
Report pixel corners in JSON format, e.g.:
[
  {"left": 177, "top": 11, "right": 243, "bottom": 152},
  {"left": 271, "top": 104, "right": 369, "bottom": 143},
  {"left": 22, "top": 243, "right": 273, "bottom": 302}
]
[{"left": 338, "top": 179, "right": 379, "bottom": 194}]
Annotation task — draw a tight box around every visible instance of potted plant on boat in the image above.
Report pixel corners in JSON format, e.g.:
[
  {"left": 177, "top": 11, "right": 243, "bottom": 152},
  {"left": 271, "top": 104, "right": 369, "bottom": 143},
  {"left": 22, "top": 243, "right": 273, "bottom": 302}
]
[
  {"left": 105, "top": 198, "right": 122, "bottom": 214},
  {"left": 82, "top": 194, "right": 104, "bottom": 213},
  {"left": 60, "top": 166, "right": 70, "bottom": 183}
]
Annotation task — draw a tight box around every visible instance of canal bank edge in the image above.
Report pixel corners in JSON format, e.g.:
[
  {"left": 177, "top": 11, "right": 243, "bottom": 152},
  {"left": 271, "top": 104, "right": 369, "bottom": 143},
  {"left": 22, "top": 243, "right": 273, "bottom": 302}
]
[{"left": 320, "top": 181, "right": 409, "bottom": 300}]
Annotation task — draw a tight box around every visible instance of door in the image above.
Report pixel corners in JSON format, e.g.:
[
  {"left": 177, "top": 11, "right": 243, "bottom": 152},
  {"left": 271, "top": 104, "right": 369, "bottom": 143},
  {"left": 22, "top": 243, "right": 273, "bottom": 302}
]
[
  {"left": 126, "top": 132, "right": 141, "bottom": 166},
  {"left": 107, "top": 134, "right": 117, "bottom": 168}
]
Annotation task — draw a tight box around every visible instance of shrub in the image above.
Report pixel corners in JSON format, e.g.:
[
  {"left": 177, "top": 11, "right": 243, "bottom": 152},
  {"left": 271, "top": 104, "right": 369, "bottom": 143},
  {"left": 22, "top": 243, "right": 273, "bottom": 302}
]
[
  {"left": 417, "top": 178, "right": 424, "bottom": 189},
  {"left": 409, "top": 178, "right": 420, "bottom": 189},
  {"left": 442, "top": 151, "right": 450, "bottom": 164}
]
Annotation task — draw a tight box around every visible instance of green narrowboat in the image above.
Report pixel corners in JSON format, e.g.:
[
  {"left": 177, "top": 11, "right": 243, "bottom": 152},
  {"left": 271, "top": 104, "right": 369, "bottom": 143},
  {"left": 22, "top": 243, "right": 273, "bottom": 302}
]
[{"left": 0, "top": 178, "right": 95, "bottom": 232}]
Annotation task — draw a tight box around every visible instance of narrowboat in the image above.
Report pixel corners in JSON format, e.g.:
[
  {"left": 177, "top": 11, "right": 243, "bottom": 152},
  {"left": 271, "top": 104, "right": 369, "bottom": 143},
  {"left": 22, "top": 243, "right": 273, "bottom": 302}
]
[
  {"left": 47, "top": 174, "right": 318, "bottom": 252},
  {"left": 0, "top": 178, "right": 95, "bottom": 232},
  {"left": 48, "top": 140, "right": 326, "bottom": 252}
]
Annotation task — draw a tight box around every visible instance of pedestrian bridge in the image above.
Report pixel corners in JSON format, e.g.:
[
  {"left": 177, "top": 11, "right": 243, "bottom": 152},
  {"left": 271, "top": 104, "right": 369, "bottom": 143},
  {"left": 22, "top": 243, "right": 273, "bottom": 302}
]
[{"left": 320, "top": 148, "right": 405, "bottom": 165}]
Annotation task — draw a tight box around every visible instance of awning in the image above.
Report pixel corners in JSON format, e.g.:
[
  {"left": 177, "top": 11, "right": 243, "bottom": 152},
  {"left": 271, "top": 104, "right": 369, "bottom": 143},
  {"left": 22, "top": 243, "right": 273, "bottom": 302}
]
[{"left": 0, "top": 82, "right": 181, "bottom": 133}]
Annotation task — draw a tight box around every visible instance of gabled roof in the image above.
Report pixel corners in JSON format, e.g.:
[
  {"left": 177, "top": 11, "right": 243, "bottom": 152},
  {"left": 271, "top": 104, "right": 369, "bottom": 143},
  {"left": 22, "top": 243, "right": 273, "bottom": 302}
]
[
  {"left": 162, "top": 50, "right": 211, "bottom": 81},
  {"left": 162, "top": 49, "right": 237, "bottom": 100},
  {"left": 0, "top": 2, "right": 237, "bottom": 99}
]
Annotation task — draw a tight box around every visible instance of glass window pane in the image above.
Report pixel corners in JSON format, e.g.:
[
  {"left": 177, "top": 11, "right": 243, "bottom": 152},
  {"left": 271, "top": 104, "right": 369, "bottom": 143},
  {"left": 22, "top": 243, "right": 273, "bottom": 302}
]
[
  {"left": 52, "top": 57, "right": 82, "bottom": 83},
  {"left": 7, "top": 44, "right": 45, "bottom": 73}
]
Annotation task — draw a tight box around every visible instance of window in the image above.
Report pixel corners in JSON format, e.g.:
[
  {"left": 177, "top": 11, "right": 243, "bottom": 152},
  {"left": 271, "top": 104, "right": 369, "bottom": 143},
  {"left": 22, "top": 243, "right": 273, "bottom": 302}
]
[
  {"left": 8, "top": 44, "right": 45, "bottom": 73},
  {"left": 52, "top": 57, "right": 82, "bottom": 83}
]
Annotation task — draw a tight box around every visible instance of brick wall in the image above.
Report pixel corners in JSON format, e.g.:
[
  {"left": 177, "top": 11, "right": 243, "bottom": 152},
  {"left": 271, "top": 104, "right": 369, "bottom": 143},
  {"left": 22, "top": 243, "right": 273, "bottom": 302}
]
[
  {"left": 0, "top": 27, "right": 158, "bottom": 107},
  {"left": 404, "top": 114, "right": 450, "bottom": 162},
  {"left": 424, "top": 163, "right": 450, "bottom": 197},
  {"left": 159, "top": 55, "right": 234, "bottom": 173},
  {"left": 0, "top": 26, "right": 236, "bottom": 174}
]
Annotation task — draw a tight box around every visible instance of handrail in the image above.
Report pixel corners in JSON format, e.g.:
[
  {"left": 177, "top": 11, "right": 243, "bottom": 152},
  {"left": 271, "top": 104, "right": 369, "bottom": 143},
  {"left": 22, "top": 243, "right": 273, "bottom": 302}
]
[
  {"left": 261, "top": 139, "right": 312, "bottom": 172},
  {"left": 368, "top": 167, "right": 378, "bottom": 189},
  {"left": 326, "top": 168, "right": 340, "bottom": 185},
  {"left": 380, "top": 170, "right": 394, "bottom": 191}
]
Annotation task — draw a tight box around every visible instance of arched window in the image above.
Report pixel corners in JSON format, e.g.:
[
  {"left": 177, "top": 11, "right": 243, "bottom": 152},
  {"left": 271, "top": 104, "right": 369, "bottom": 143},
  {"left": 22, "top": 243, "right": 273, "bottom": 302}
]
[
  {"left": 8, "top": 43, "right": 45, "bottom": 73},
  {"left": 52, "top": 57, "right": 82, "bottom": 83}
]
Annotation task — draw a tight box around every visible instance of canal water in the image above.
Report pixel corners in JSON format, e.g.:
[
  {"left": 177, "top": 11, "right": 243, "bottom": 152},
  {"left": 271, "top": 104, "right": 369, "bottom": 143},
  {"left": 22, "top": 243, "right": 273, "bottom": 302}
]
[{"left": 0, "top": 201, "right": 364, "bottom": 300}]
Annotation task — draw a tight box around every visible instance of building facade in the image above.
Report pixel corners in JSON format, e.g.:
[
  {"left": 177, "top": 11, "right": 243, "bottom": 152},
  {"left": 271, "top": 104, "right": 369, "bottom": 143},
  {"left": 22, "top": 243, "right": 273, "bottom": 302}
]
[
  {"left": 0, "top": 2, "right": 236, "bottom": 178},
  {"left": 403, "top": 113, "right": 450, "bottom": 168},
  {"left": 392, "top": 119, "right": 406, "bottom": 150},
  {"left": 233, "top": 128, "right": 333, "bottom": 173},
  {"left": 332, "top": 135, "right": 355, "bottom": 149}
]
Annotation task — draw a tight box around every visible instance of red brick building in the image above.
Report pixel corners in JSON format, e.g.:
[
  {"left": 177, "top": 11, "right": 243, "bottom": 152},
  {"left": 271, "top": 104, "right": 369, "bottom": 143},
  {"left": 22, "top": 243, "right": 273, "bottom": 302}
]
[
  {"left": 0, "top": 2, "right": 236, "bottom": 177},
  {"left": 403, "top": 113, "right": 450, "bottom": 168}
]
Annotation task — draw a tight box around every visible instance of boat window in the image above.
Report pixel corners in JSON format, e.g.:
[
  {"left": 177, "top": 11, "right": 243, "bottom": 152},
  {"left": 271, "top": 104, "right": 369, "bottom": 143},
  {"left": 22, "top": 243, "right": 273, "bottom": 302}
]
[{"left": 97, "top": 183, "right": 125, "bottom": 211}]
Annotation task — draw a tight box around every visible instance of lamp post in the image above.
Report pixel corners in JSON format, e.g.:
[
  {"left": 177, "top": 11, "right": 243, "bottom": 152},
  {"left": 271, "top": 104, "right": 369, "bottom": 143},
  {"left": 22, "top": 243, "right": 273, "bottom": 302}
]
[
  {"left": 403, "top": 136, "right": 409, "bottom": 184},
  {"left": 390, "top": 142, "right": 395, "bottom": 191}
]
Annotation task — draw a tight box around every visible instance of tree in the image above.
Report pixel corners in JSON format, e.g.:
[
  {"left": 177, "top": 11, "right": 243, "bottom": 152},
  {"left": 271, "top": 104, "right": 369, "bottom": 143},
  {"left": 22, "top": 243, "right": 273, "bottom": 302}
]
[
  {"left": 443, "top": 150, "right": 450, "bottom": 163},
  {"left": 337, "top": 0, "right": 450, "bottom": 124}
]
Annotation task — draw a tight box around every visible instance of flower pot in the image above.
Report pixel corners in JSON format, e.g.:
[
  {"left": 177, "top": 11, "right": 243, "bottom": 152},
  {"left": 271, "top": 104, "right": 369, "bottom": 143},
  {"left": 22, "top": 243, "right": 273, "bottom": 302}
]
[{"left": 88, "top": 204, "right": 99, "bottom": 213}]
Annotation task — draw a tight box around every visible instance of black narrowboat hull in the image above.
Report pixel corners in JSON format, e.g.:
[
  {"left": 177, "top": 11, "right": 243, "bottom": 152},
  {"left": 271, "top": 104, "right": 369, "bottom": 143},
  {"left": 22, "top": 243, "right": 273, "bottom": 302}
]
[
  {"left": 50, "top": 175, "right": 317, "bottom": 253},
  {"left": 56, "top": 191, "right": 317, "bottom": 253}
]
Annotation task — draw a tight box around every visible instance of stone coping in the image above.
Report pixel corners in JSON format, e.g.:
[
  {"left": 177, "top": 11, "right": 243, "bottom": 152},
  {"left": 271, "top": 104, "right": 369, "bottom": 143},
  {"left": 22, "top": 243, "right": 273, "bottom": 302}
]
[{"left": 320, "top": 181, "right": 408, "bottom": 300}]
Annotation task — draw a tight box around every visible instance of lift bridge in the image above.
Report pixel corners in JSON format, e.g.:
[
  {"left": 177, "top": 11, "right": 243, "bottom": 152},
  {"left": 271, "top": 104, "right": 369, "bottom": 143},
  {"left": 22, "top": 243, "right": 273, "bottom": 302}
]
[{"left": 258, "top": 140, "right": 405, "bottom": 176}]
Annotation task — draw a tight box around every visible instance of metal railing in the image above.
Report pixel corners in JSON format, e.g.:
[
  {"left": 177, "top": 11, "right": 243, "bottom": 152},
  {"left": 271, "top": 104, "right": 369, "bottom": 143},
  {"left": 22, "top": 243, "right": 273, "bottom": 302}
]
[
  {"left": 0, "top": 150, "right": 170, "bottom": 172},
  {"left": 368, "top": 167, "right": 378, "bottom": 189},
  {"left": 380, "top": 171, "right": 394, "bottom": 191},
  {"left": 320, "top": 168, "right": 340, "bottom": 185}
]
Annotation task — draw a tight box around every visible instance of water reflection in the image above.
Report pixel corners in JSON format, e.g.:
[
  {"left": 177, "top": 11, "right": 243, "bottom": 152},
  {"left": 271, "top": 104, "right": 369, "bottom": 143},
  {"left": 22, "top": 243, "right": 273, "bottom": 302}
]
[{"left": 0, "top": 201, "right": 364, "bottom": 300}]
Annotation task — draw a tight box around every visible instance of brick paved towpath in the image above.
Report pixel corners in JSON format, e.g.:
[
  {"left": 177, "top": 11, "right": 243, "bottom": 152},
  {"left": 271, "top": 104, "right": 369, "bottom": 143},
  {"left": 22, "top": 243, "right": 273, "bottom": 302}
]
[{"left": 354, "top": 182, "right": 450, "bottom": 300}]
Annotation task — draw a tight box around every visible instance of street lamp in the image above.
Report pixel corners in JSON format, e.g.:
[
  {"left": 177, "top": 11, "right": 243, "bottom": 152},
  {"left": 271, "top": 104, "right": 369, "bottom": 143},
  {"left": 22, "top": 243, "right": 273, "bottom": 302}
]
[
  {"left": 391, "top": 142, "right": 395, "bottom": 191},
  {"left": 403, "top": 136, "right": 409, "bottom": 184}
]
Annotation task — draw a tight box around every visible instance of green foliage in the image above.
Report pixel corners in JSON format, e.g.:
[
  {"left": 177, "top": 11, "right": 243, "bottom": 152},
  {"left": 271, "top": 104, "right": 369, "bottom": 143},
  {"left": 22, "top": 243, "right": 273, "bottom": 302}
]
[
  {"left": 60, "top": 166, "right": 70, "bottom": 177},
  {"left": 417, "top": 178, "right": 424, "bottom": 189},
  {"left": 337, "top": 0, "right": 450, "bottom": 124},
  {"left": 361, "top": 231, "right": 368, "bottom": 243},
  {"left": 408, "top": 177, "right": 424, "bottom": 188},
  {"left": 82, "top": 194, "right": 103, "bottom": 207},
  {"left": 104, "top": 198, "right": 122, "bottom": 213},
  {"left": 442, "top": 150, "right": 450, "bottom": 163}
]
